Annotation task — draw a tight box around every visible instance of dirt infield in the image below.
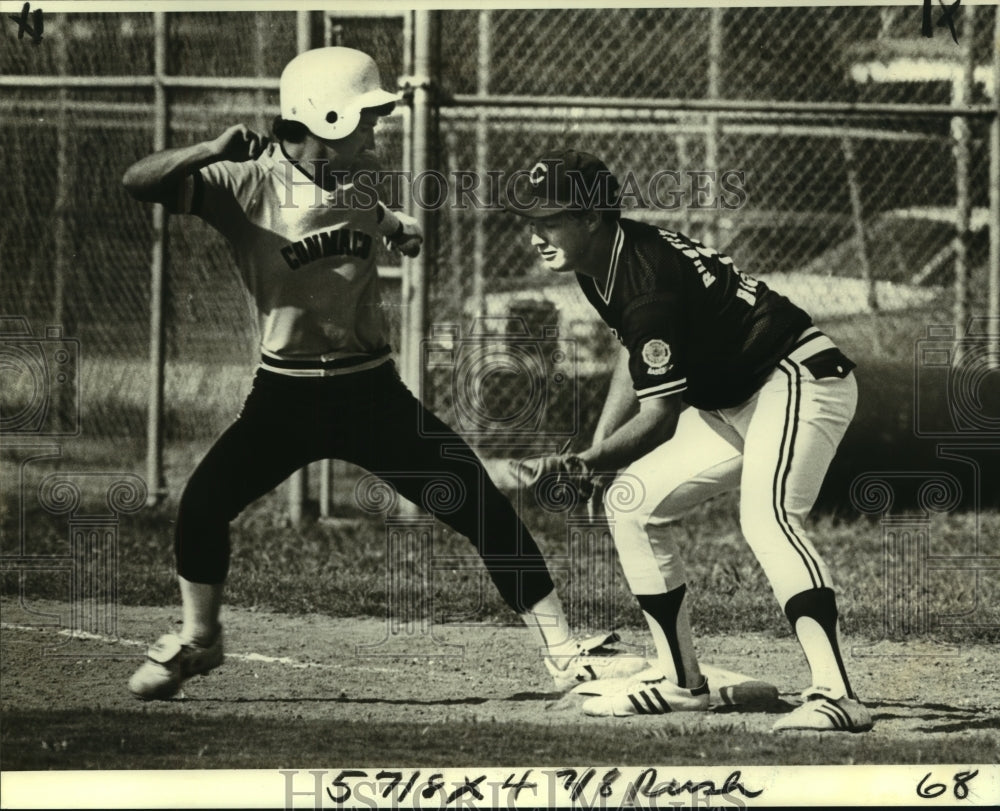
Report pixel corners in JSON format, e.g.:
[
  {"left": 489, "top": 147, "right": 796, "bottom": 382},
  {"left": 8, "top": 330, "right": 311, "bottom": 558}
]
[{"left": 3, "top": 598, "right": 998, "bottom": 741}]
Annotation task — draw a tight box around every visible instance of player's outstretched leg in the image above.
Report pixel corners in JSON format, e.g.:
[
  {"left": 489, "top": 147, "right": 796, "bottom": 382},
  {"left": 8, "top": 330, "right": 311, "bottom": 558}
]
[
  {"left": 351, "top": 380, "right": 646, "bottom": 691},
  {"left": 522, "top": 591, "right": 649, "bottom": 690},
  {"left": 129, "top": 377, "right": 312, "bottom": 700}
]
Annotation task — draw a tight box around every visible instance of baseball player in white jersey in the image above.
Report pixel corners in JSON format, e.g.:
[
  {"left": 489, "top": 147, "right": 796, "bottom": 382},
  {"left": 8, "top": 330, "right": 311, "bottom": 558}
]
[
  {"left": 509, "top": 149, "right": 872, "bottom": 732},
  {"left": 121, "top": 49, "right": 644, "bottom": 701}
]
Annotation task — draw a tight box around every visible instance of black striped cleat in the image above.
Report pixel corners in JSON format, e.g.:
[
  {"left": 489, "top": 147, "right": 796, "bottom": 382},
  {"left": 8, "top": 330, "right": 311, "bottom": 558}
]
[
  {"left": 580, "top": 670, "right": 710, "bottom": 717},
  {"left": 772, "top": 693, "right": 873, "bottom": 732}
]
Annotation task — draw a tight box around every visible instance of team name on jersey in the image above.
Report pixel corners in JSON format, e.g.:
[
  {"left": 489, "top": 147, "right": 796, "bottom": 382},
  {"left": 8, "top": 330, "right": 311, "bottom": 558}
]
[
  {"left": 280, "top": 228, "right": 373, "bottom": 270},
  {"left": 657, "top": 227, "right": 718, "bottom": 289},
  {"left": 657, "top": 227, "right": 758, "bottom": 305}
]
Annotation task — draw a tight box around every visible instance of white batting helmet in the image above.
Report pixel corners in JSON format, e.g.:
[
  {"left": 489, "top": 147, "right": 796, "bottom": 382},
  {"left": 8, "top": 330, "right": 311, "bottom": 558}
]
[{"left": 279, "top": 47, "right": 399, "bottom": 140}]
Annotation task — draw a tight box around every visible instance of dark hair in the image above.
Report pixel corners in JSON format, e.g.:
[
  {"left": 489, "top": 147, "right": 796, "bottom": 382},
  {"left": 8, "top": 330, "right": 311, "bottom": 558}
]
[
  {"left": 598, "top": 206, "right": 622, "bottom": 224},
  {"left": 567, "top": 204, "right": 622, "bottom": 225},
  {"left": 597, "top": 174, "right": 622, "bottom": 223},
  {"left": 271, "top": 116, "right": 309, "bottom": 144}
]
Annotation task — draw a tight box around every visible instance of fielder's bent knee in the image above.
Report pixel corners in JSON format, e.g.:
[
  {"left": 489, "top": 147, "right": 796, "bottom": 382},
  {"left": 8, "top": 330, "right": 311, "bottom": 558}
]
[{"left": 610, "top": 516, "right": 676, "bottom": 595}]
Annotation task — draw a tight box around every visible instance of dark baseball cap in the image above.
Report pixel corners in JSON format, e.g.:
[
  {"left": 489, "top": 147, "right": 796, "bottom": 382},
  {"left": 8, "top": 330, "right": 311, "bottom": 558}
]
[{"left": 505, "top": 149, "right": 620, "bottom": 218}]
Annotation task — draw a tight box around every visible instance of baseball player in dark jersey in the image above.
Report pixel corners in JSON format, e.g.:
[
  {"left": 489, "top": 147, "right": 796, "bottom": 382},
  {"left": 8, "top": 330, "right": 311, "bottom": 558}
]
[
  {"left": 508, "top": 149, "right": 872, "bottom": 732},
  {"left": 121, "top": 50, "right": 643, "bottom": 701}
]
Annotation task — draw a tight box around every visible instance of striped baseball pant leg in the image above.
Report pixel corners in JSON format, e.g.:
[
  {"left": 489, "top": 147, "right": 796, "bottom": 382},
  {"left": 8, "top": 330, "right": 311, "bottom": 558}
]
[
  {"left": 611, "top": 366, "right": 857, "bottom": 608},
  {"left": 732, "top": 364, "right": 857, "bottom": 606},
  {"left": 609, "top": 407, "right": 741, "bottom": 596}
]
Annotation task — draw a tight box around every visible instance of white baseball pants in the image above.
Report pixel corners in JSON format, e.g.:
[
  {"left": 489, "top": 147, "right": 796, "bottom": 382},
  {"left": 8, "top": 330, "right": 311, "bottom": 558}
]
[{"left": 609, "top": 343, "right": 858, "bottom": 608}]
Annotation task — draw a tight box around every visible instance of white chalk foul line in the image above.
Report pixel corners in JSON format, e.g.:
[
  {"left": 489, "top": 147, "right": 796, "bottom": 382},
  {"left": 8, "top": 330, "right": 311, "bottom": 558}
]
[
  {"left": 2, "top": 622, "right": 784, "bottom": 705},
  {"left": 0, "top": 621, "right": 337, "bottom": 670}
]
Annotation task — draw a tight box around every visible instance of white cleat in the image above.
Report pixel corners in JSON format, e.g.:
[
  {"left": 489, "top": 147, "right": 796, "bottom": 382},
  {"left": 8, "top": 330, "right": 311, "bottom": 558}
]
[
  {"left": 772, "top": 692, "right": 873, "bottom": 732},
  {"left": 571, "top": 665, "right": 662, "bottom": 696},
  {"left": 128, "top": 631, "right": 224, "bottom": 701},
  {"left": 545, "top": 632, "right": 649, "bottom": 691},
  {"left": 581, "top": 669, "right": 710, "bottom": 717}
]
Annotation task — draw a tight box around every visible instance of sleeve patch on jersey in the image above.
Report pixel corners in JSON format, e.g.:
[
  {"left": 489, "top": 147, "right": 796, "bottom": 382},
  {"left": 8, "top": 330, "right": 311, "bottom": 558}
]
[{"left": 641, "top": 339, "right": 673, "bottom": 375}]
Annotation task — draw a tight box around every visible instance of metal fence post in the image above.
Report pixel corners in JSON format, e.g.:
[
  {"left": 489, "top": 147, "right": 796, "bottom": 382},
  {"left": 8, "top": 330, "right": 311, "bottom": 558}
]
[
  {"left": 287, "top": 10, "right": 312, "bottom": 527},
  {"left": 704, "top": 7, "right": 722, "bottom": 249},
  {"left": 951, "top": 5, "right": 975, "bottom": 363},
  {"left": 400, "top": 10, "right": 434, "bottom": 399},
  {"left": 393, "top": 10, "right": 436, "bottom": 519},
  {"left": 472, "top": 10, "right": 491, "bottom": 320},
  {"left": 146, "top": 10, "right": 169, "bottom": 507},
  {"left": 990, "top": 7, "right": 1000, "bottom": 366},
  {"left": 842, "top": 136, "right": 879, "bottom": 314},
  {"left": 399, "top": 11, "right": 414, "bottom": 391},
  {"left": 53, "top": 14, "right": 77, "bottom": 435},
  {"left": 254, "top": 13, "right": 269, "bottom": 134}
]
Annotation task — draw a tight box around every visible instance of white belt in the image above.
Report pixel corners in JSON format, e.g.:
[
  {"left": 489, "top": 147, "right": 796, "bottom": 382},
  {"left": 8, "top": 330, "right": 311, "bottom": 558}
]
[
  {"left": 786, "top": 327, "right": 837, "bottom": 364},
  {"left": 259, "top": 349, "right": 392, "bottom": 378}
]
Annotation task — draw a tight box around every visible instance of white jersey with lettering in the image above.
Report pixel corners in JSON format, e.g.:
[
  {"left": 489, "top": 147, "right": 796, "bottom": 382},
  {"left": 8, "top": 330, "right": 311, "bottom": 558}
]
[{"left": 182, "top": 142, "right": 390, "bottom": 376}]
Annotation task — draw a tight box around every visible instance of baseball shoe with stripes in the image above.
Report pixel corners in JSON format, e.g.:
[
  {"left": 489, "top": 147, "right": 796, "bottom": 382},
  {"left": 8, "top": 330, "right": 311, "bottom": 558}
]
[
  {"left": 772, "top": 692, "right": 873, "bottom": 732},
  {"left": 580, "top": 670, "right": 710, "bottom": 717},
  {"left": 545, "top": 632, "right": 649, "bottom": 691},
  {"left": 128, "top": 630, "right": 224, "bottom": 701}
]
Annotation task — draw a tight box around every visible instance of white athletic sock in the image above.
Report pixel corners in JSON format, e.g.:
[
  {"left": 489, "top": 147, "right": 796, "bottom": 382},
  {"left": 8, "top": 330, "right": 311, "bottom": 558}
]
[
  {"left": 178, "top": 576, "right": 224, "bottom": 646},
  {"left": 519, "top": 589, "right": 576, "bottom": 662},
  {"left": 794, "top": 616, "right": 850, "bottom": 699},
  {"left": 783, "top": 588, "right": 853, "bottom": 699}
]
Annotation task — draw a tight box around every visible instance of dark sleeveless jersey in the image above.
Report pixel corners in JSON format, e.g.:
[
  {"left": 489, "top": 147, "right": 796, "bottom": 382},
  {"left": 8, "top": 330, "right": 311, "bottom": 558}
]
[{"left": 577, "top": 218, "right": 814, "bottom": 410}]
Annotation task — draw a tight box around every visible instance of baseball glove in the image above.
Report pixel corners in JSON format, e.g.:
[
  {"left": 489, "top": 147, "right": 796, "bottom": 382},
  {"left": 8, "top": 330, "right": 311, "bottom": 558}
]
[{"left": 509, "top": 453, "right": 596, "bottom": 508}]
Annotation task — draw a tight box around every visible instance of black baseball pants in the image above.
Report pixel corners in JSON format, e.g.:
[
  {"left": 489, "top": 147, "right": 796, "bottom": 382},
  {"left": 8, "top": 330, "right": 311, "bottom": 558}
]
[{"left": 174, "top": 362, "right": 555, "bottom": 614}]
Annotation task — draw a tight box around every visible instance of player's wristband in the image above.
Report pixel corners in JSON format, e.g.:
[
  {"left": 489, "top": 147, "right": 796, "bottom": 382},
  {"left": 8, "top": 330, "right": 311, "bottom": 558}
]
[
  {"left": 561, "top": 454, "right": 591, "bottom": 477},
  {"left": 376, "top": 203, "right": 404, "bottom": 238}
]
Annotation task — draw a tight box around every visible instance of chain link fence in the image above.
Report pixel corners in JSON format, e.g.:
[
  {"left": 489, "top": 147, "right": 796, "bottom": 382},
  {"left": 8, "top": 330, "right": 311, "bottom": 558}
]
[
  {"left": 1, "top": 11, "right": 405, "bottom": 452},
  {"left": 427, "top": 6, "right": 997, "bottom": 457},
  {"left": 2, "top": 6, "right": 996, "bottom": 509}
]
